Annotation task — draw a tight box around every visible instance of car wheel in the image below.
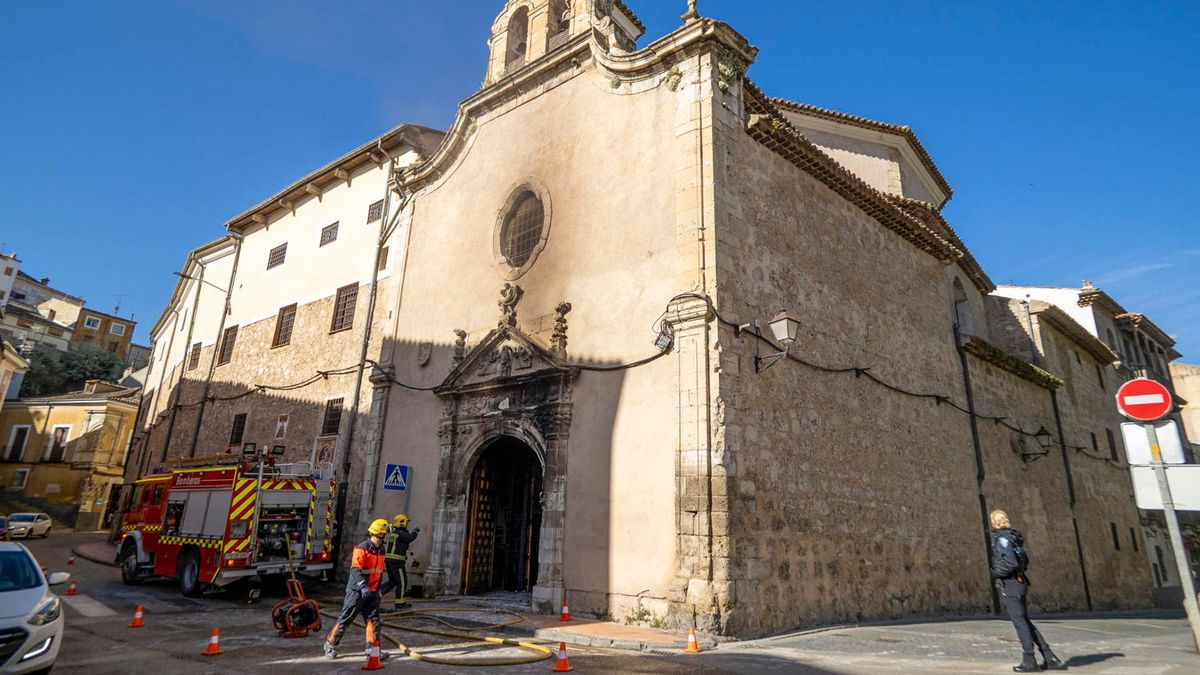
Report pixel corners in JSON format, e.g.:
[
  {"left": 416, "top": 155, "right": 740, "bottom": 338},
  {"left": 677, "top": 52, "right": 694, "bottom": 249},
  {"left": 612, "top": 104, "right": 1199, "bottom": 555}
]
[
  {"left": 179, "top": 550, "right": 203, "bottom": 597},
  {"left": 120, "top": 541, "right": 144, "bottom": 585},
  {"left": 42, "top": 526, "right": 51, "bottom": 538}
]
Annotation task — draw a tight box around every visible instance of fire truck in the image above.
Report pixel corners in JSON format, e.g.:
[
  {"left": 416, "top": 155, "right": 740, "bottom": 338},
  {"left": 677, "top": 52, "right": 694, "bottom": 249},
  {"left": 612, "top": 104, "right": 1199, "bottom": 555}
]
[{"left": 118, "top": 459, "right": 336, "bottom": 597}]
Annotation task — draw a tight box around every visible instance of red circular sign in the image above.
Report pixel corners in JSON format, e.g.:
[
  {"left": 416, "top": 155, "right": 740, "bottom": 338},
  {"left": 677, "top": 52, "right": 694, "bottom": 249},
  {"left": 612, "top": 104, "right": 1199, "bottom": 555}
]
[{"left": 1116, "top": 378, "right": 1173, "bottom": 422}]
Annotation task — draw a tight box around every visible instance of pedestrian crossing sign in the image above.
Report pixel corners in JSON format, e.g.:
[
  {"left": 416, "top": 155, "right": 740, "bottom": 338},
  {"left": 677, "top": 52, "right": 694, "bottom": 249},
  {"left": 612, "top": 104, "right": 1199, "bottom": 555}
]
[{"left": 383, "top": 464, "right": 409, "bottom": 492}]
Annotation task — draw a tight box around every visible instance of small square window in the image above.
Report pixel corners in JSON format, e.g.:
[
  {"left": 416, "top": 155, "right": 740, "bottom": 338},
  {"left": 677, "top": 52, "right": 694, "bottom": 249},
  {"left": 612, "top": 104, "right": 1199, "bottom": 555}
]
[
  {"left": 110, "top": 323, "right": 126, "bottom": 336},
  {"left": 330, "top": 284, "right": 358, "bottom": 333},
  {"left": 273, "top": 304, "right": 297, "bottom": 348},
  {"left": 188, "top": 342, "right": 202, "bottom": 370},
  {"left": 84, "top": 316, "right": 101, "bottom": 329},
  {"left": 217, "top": 326, "right": 238, "bottom": 365},
  {"left": 367, "top": 200, "right": 384, "bottom": 223},
  {"left": 229, "top": 413, "right": 248, "bottom": 445},
  {"left": 320, "top": 222, "right": 339, "bottom": 246},
  {"left": 2, "top": 267, "right": 13, "bottom": 276},
  {"left": 267, "top": 243, "right": 288, "bottom": 270},
  {"left": 321, "top": 398, "right": 344, "bottom": 436},
  {"left": 11, "top": 468, "right": 30, "bottom": 489}
]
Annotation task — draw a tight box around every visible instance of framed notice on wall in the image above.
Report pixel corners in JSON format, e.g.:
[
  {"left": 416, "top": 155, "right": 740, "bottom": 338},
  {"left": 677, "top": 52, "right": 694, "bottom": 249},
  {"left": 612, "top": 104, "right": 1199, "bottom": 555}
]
[
  {"left": 312, "top": 435, "right": 338, "bottom": 467},
  {"left": 275, "top": 414, "right": 290, "bottom": 440}
]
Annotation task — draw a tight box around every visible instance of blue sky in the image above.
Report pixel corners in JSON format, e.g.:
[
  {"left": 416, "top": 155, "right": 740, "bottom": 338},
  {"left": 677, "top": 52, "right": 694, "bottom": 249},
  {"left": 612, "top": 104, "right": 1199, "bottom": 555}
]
[{"left": 2, "top": 1, "right": 1196, "bottom": 357}]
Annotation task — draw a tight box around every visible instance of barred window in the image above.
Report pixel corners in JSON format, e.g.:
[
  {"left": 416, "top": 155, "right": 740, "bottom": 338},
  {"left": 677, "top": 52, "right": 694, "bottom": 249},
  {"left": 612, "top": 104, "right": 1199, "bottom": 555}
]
[
  {"left": 330, "top": 284, "right": 358, "bottom": 333},
  {"left": 217, "top": 325, "right": 238, "bottom": 365},
  {"left": 188, "top": 342, "right": 202, "bottom": 370},
  {"left": 272, "top": 304, "right": 297, "bottom": 348},
  {"left": 320, "top": 222, "right": 339, "bottom": 246},
  {"left": 321, "top": 398, "right": 344, "bottom": 436},
  {"left": 499, "top": 191, "right": 544, "bottom": 268},
  {"left": 267, "top": 243, "right": 288, "bottom": 270},
  {"left": 229, "top": 413, "right": 247, "bottom": 445},
  {"left": 367, "top": 200, "right": 384, "bottom": 223}
]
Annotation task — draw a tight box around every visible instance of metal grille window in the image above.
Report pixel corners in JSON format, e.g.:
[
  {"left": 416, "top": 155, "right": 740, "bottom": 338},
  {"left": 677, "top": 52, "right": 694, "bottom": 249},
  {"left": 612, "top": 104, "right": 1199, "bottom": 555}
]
[
  {"left": 188, "top": 342, "right": 202, "bottom": 370},
  {"left": 272, "top": 304, "right": 297, "bottom": 347},
  {"left": 499, "top": 191, "right": 544, "bottom": 268},
  {"left": 267, "top": 243, "right": 288, "bottom": 269},
  {"left": 321, "top": 398, "right": 344, "bottom": 436},
  {"left": 229, "top": 413, "right": 247, "bottom": 445},
  {"left": 320, "top": 222, "right": 339, "bottom": 246},
  {"left": 330, "top": 284, "right": 358, "bottom": 333},
  {"left": 367, "top": 200, "right": 384, "bottom": 223},
  {"left": 217, "top": 326, "right": 238, "bottom": 365}
]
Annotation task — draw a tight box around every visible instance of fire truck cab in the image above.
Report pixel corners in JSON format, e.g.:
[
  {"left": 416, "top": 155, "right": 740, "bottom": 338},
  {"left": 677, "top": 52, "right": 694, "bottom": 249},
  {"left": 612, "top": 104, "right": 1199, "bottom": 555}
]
[{"left": 119, "top": 460, "right": 335, "bottom": 596}]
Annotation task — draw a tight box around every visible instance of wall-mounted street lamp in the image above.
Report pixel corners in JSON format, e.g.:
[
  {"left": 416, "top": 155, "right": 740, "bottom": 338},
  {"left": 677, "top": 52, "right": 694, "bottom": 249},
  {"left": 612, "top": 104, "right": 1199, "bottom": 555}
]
[
  {"left": 1020, "top": 426, "right": 1053, "bottom": 463},
  {"left": 738, "top": 310, "right": 801, "bottom": 372}
]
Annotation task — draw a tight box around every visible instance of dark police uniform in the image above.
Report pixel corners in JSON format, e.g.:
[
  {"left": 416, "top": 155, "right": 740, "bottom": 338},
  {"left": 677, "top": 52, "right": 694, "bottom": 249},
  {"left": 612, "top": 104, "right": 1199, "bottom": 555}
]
[
  {"left": 325, "top": 538, "right": 387, "bottom": 654},
  {"left": 991, "top": 527, "right": 1060, "bottom": 671},
  {"left": 380, "top": 526, "right": 419, "bottom": 608}
]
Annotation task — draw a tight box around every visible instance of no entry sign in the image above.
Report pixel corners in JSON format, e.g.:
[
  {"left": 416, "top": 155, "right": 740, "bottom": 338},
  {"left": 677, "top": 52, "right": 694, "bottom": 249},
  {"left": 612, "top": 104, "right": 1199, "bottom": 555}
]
[{"left": 1116, "top": 378, "right": 1173, "bottom": 422}]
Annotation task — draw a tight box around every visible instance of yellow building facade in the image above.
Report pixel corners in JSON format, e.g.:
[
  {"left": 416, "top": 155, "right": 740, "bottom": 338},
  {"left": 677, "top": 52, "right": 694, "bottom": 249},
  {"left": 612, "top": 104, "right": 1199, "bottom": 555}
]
[{"left": 1, "top": 380, "right": 138, "bottom": 529}]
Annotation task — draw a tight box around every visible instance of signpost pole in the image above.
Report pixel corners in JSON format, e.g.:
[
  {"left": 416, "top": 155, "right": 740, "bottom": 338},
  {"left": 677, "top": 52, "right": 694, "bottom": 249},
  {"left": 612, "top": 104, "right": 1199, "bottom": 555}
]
[{"left": 1145, "top": 423, "right": 1200, "bottom": 652}]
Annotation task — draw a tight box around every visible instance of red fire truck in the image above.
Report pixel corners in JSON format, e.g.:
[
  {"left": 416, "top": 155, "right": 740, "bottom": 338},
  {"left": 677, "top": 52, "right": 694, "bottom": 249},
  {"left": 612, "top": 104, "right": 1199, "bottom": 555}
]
[{"left": 118, "top": 460, "right": 336, "bottom": 596}]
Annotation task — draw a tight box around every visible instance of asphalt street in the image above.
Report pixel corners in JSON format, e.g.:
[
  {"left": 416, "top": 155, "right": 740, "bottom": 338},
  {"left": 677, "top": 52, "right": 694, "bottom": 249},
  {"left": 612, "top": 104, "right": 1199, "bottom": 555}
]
[{"left": 14, "top": 531, "right": 1200, "bottom": 674}]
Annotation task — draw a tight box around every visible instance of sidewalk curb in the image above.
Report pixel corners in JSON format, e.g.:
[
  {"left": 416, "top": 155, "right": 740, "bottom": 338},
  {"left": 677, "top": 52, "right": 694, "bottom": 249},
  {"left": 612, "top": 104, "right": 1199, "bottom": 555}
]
[{"left": 72, "top": 545, "right": 118, "bottom": 568}]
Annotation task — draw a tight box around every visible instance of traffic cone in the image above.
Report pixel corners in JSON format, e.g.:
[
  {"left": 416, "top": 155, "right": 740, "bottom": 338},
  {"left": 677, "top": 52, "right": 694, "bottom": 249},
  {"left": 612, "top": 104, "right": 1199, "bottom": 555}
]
[
  {"left": 128, "top": 605, "right": 144, "bottom": 628},
  {"left": 362, "top": 639, "right": 384, "bottom": 671},
  {"left": 551, "top": 641, "right": 573, "bottom": 672},
  {"left": 559, "top": 599, "right": 571, "bottom": 622},
  {"left": 66, "top": 580, "right": 77, "bottom": 596},
  {"left": 201, "top": 628, "right": 223, "bottom": 656},
  {"left": 684, "top": 627, "right": 702, "bottom": 654},
  {"left": 67, "top": 555, "right": 75, "bottom": 566}
]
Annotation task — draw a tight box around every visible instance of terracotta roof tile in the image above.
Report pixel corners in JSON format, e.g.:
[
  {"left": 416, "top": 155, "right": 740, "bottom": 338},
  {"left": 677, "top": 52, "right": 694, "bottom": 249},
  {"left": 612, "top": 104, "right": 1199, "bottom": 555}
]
[{"left": 613, "top": 0, "right": 645, "bottom": 33}]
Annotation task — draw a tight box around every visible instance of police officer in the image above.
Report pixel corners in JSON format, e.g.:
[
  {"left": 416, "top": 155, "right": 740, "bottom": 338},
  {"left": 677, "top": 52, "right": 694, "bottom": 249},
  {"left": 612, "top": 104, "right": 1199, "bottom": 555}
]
[
  {"left": 324, "top": 518, "right": 390, "bottom": 660},
  {"left": 990, "top": 509, "right": 1065, "bottom": 672},
  {"left": 380, "top": 514, "right": 420, "bottom": 611}
]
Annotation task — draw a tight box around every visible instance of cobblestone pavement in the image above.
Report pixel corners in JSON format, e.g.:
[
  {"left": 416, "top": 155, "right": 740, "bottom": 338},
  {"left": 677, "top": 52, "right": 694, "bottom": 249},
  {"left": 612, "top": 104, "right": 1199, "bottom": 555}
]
[{"left": 17, "top": 532, "right": 1199, "bottom": 674}]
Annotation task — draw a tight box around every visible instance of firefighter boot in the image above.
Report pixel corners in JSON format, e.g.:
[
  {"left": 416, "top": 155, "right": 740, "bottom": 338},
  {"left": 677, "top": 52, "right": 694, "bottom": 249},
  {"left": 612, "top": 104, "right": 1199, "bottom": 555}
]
[
  {"left": 323, "top": 641, "right": 338, "bottom": 660},
  {"left": 1043, "top": 653, "right": 1066, "bottom": 670},
  {"left": 1012, "top": 653, "right": 1038, "bottom": 672}
]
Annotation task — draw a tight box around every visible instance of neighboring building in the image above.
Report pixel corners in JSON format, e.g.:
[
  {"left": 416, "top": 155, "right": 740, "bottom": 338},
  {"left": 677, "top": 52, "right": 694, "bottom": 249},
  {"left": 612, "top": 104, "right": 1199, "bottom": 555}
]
[
  {"left": 0, "top": 252, "right": 19, "bottom": 308},
  {"left": 9, "top": 271, "right": 86, "bottom": 329},
  {"left": 1, "top": 339, "right": 30, "bottom": 407},
  {"left": 1, "top": 380, "right": 139, "bottom": 529},
  {"left": 1171, "top": 362, "right": 1200, "bottom": 453},
  {"left": 71, "top": 307, "right": 135, "bottom": 359},
  {"left": 127, "top": 343, "right": 151, "bottom": 371},
  {"left": 0, "top": 302, "right": 73, "bottom": 354},
  {"left": 125, "top": 1, "right": 1163, "bottom": 638}
]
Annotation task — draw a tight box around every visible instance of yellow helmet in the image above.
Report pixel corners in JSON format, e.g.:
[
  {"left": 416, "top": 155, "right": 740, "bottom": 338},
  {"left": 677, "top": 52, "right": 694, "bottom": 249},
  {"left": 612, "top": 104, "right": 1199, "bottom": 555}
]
[
  {"left": 368, "top": 518, "right": 390, "bottom": 536},
  {"left": 392, "top": 514, "right": 409, "bottom": 528}
]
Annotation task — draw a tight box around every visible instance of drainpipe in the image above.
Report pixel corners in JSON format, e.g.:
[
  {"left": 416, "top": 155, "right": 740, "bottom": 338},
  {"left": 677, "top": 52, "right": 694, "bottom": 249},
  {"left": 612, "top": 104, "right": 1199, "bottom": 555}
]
[
  {"left": 954, "top": 322, "right": 1001, "bottom": 614},
  {"left": 1051, "top": 390, "right": 1093, "bottom": 610},
  {"left": 334, "top": 145, "right": 400, "bottom": 564},
  {"left": 187, "top": 234, "right": 243, "bottom": 457},
  {"left": 160, "top": 260, "right": 208, "bottom": 464}
]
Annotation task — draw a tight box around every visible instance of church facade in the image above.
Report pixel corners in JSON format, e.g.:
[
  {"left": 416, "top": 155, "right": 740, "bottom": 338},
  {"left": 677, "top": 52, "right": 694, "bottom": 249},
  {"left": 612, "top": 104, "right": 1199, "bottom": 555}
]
[{"left": 129, "top": 1, "right": 1160, "bottom": 638}]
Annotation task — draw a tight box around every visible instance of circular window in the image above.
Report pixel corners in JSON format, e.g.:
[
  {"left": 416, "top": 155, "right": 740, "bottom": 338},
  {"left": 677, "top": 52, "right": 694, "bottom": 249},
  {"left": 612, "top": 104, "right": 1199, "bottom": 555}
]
[{"left": 499, "top": 191, "right": 544, "bottom": 268}]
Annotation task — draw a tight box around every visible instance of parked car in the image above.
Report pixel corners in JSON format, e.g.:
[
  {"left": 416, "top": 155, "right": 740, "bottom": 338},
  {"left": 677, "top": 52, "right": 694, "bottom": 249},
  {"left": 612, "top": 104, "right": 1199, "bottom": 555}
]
[
  {"left": 5, "top": 516, "right": 50, "bottom": 540},
  {"left": 0, "top": 517, "right": 9, "bottom": 542},
  {"left": 0, "top": 542, "right": 67, "bottom": 673}
]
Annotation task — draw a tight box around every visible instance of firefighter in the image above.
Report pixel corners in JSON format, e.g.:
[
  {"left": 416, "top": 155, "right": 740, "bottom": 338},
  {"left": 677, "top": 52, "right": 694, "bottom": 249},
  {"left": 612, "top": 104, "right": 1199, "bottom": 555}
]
[
  {"left": 990, "top": 509, "right": 1065, "bottom": 672},
  {"left": 324, "top": 518, "right": 390, "bottom": 660},
  {"left": 380, "top": 514, "right": 420, "bottom": 610}
]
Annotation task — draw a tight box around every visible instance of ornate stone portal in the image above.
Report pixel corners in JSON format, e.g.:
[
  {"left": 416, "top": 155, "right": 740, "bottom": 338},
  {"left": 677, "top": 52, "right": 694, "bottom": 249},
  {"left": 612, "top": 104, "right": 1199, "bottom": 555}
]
[{"left": 425, "top": 318, "right": 576, "bottom": 613}]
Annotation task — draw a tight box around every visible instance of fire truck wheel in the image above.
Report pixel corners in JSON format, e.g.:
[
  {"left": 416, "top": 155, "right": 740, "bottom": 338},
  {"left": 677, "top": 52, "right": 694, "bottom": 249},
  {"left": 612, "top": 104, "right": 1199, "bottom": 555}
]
[
  {"left": 120, "top": 541, "right": 144, "bottom": 585},
  {"left": 179, "top": 550, "right": 203, "bottom": 597}
]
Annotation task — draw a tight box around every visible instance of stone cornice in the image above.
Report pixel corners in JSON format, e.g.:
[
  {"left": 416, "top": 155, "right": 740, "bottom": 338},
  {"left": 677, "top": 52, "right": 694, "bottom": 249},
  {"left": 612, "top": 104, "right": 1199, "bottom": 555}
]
[
  {"left": 743, "top": 81, "right": 993, "bottom": 294},
  {"left": 1116, "top": 313, "right": 1179, "bottom": 355},
  {"left": 963, "top": 337, "right": 1063, "bottom": 390},
  {"left": 1030, "top": 302, "right": 1119, "bottom": 364}
]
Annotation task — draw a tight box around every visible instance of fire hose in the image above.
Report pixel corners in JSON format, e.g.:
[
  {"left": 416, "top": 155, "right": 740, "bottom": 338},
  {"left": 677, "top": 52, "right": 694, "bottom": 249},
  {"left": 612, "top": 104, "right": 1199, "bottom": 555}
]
[{"left": 317, "top": 604, "right": 553, "bottom": 666}]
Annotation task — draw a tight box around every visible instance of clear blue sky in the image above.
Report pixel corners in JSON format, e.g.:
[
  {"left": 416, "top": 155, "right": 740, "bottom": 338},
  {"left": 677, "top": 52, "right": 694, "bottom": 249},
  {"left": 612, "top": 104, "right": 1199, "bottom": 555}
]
[{"left": 2, "top": 1, "right": 1196, "bottom": 357}]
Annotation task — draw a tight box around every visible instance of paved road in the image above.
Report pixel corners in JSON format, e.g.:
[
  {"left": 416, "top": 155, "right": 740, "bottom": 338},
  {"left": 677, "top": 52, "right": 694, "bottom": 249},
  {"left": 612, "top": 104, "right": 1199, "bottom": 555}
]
[{"left": 16, "top": 531, "right": 1200, "bottom": 674}]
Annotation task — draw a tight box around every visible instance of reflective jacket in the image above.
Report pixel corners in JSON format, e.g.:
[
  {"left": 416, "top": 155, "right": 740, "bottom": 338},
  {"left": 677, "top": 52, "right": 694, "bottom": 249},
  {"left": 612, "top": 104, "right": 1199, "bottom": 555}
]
[
  {"left": 386, "top": 526, "right": 419, "bottom": 560},
  {"left": 347, "top": 538, "right": 387, "bottom": 592}
]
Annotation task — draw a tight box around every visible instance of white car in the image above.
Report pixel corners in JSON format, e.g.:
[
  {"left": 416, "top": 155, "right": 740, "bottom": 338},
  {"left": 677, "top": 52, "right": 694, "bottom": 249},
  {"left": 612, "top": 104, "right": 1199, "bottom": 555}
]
[
  {"left": 0, "top": 542, "right": 67, "bottom": 673},
  {"left": 5, "top": 516, "right": 51, "bottom": 540}
]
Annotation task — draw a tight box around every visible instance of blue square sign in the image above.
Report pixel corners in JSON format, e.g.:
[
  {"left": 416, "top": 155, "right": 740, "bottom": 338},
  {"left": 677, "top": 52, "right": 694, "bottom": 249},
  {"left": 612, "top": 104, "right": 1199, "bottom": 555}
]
[{"left": 383, "top": 464, "right": 409, "bottom": 492}]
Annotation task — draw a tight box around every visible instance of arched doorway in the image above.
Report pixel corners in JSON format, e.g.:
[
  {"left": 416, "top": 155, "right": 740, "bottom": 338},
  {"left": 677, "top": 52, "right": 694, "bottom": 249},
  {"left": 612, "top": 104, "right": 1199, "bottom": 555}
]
[{"left": 462, "top": 437, "right": 543, "bottom": 594}]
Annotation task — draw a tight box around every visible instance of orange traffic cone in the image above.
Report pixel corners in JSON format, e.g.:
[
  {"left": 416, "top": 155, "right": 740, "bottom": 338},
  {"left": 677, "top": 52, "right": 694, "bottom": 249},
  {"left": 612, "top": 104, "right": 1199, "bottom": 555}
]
[
  {"left": 559, "top": 599, "right": 571, "bottom": 622},
  {"left": 362, "top": 639, "right": 385, "bottom": 671},
  {"left": 551, "top": 641, "right": 573, "bottom": 672},
  {"left": 202, "top": 628, "right": 223, "bottom": 656},
  {"left": 684, "top": 627, "right": 702, "bottom": 654},
  {"left": 128, "top": 605, "right": 144, "bottom": 628},
  {"left": 67, "top": 556, "right": 75, "bottom": 566},
  {"left": 66, "top": 580, "right": 77, "bottom": 596}
]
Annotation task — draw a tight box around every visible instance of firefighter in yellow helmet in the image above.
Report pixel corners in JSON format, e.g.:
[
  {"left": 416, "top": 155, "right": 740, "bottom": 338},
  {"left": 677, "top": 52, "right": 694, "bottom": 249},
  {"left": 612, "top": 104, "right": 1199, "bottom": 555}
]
[
  {"left": 379, "top": 514, "right": 420, "bottom": 611},
  {"left": 324, "top": 518, "right": 390, "bottom": 660}
]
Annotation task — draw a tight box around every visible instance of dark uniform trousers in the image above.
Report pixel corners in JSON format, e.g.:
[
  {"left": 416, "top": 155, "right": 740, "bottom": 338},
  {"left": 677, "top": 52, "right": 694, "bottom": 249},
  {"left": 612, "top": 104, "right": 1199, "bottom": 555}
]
[
  {"left": 1000, "top": 577, "right": 1052, "bottom": 658},
  {"left": 380, "top": 557, "right": 407, "bottom": 604},
  {"left": 328, "top": 586, "right": 381, "bottom": 646}
]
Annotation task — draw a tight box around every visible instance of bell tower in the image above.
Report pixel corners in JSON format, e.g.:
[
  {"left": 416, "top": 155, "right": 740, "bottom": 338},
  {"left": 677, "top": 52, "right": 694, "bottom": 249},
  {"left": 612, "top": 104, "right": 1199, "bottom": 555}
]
[{"left": 485, "top": 0, "right": 645, "bottom": 85}]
